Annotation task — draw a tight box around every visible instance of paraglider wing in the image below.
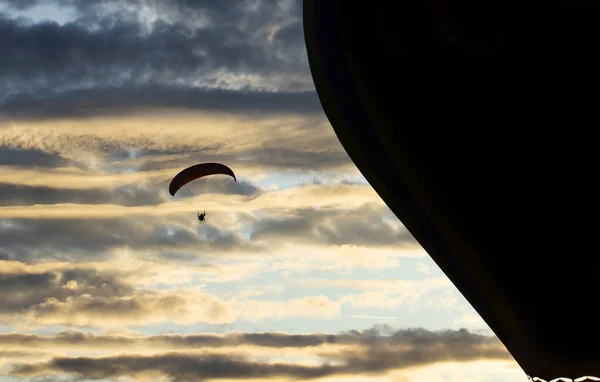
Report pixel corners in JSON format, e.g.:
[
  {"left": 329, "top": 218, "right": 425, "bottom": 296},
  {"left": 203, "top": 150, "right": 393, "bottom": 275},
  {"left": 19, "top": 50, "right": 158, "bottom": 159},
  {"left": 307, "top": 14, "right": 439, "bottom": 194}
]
[{"left": 169, "top": 163, "right": 236, "bottom": 196}]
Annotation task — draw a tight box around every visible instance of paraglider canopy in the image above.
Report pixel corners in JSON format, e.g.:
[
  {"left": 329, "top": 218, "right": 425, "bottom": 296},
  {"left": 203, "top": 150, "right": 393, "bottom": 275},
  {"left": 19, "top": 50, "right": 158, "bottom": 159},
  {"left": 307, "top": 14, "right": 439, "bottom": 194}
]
[{"left": 169, "top": 162, "right": 236, "bottom": 197}]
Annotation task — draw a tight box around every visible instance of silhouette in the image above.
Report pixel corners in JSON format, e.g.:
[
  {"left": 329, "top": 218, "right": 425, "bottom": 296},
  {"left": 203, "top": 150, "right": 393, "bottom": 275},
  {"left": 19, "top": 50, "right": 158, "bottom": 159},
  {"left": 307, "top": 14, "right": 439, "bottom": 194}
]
[
  {"left": 169, "top": 162, "right": 236, "bottom": 197},
  {"left": 304, "top": 1, "right": 600, "bottom": 380},
  {"left": 169, "top": 162, "right": 236, "bottom": 223}
]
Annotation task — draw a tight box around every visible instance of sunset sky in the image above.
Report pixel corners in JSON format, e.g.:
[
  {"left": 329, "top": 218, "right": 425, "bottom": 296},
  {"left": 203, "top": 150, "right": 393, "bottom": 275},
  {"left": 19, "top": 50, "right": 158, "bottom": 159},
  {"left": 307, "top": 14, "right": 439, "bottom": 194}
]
[{"left": 0, "top": 1, "right": 525, "bottom": 381}]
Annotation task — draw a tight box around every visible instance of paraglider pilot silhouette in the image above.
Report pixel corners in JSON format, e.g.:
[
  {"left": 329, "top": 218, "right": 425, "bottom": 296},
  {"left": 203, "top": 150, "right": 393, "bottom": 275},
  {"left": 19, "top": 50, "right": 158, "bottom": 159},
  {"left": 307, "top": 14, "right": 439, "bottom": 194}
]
[{"left": 168, "top": 163, "right": 236, "bottom": 222}]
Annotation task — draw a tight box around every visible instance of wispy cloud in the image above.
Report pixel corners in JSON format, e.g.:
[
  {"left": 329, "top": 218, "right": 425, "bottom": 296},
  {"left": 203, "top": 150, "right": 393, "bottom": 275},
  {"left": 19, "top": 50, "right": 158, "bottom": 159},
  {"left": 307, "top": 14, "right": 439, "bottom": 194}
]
[
  {"left": 5, "top": 326, "right": 511, "bottom": 381},
  {"left": 0, "top": 184, "right": 384, "bottom": 220},
  {"left": 2, "top": 260, "right": 421, "bottom": 328},
  {"left": 0, "top": 114, "right": 344, "bottom": 174}
]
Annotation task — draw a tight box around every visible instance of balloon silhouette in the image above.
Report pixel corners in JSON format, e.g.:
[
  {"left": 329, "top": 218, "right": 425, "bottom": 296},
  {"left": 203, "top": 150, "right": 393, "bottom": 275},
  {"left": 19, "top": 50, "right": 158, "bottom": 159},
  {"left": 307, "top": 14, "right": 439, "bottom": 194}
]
[{"left": 303, "top": 1, "right": 600, "bottom": 381}]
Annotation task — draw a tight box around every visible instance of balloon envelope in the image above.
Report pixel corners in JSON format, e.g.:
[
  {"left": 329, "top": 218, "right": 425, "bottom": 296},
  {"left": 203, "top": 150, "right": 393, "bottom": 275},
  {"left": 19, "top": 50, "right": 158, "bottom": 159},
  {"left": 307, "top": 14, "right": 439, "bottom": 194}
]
[
  {"left": 169, "top": 163, "right": 236, "bottom": 196},
  {"left": 303, "top": 1, "right": 600, "bottom": 380}
]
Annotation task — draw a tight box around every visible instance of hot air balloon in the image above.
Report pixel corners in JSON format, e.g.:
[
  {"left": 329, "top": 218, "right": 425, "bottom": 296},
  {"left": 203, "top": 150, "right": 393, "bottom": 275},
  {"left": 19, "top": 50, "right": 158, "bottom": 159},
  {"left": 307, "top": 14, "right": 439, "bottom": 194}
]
[
  {"left": 303, "top": 1, "right": 600, "bottom": 381},
  {"left": 168, "top": 162, "right": 237, "bottom": 197}
]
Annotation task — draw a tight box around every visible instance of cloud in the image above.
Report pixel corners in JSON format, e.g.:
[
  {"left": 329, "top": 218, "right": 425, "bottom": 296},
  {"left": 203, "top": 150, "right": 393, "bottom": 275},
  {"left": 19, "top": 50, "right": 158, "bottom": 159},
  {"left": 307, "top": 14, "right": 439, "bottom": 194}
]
[
  {"left": 0, "top": 3, "right": 512, "bottom": 380},
  {"left": 341, "top": 289, "right": 460, "bottom": 311},
  {"left": 0, "top": 183, "right": 384, "bottom": 220},
  {"left": 0, "top": 0, "right": 311, "bottom": 119},
  {"left": 0, "top": 148, "right": 352, "bottom": 192},
  {"left": 292, "top": 277, "right": 459, "bottom": 311},
  {"left": 1, "top": 86, "right": 323, "bottom": 120},
  {"left": 6, "top": 326, "right": 511, "bottom": 381},
  {"left": 0, "top": 214, "right": 266, "bottom": 262},
  {"left": 0, "top": 177, "right": 259, "bottom": 206},
  {"left": 295, "top": 277, "right": 453, "bottom": 292},
  {"left": 0, "top": 147, "right": 76, "bottom": 168},
  {"left": 0, "top": 184, "right": 411, "bottom": 266},
  {"left": 0, "top": 261, "right": 235, "bottom": 327},
  {"left": 0, "top": 257, "right": 464, "bottom": 329},
  {"left": 0, "top": 113, "right": 347, "bottom": 177},
  {"left": 388, "top": 361, "right": 525, "bottom": 382},
  {"left": 3, "top": 0, "right": 303, "bottom": 34},
  {"left": 0, "top": 330, "right": 336, "bottom": 352},
  {"left": 1, "top": 325, "right": 501, "bottom": 352},
  {"left": 237, "top": 296, "right": 341, "bottom": 323},
  {"left": 11, "top": 353, "right": 336, "bottom": 380},
  {"left": 250, "top": 205, "right": 415, "bottom": 247},
  {"left": 0, "top": 260, "right": 383, "bottom": 328},
  {"left": 263, "top": 244, "right": 423, "bottom": 277}
]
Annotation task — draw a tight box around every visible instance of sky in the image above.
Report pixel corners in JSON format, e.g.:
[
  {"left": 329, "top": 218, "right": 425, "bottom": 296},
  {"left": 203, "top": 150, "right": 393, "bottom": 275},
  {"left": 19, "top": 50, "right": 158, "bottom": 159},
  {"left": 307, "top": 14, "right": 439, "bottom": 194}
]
[{"left": 0, "top": 1, "right": 527, "bottom": 381}]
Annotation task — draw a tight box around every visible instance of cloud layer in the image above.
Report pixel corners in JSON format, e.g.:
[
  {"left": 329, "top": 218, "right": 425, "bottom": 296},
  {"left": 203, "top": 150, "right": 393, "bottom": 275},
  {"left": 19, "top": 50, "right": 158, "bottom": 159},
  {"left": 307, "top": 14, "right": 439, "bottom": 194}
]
[
  {"left": 5, "top": 326, "right": 510, "bottom": 381},
  {"left": 0, "top": 1, "right": 513, "bottom": 381},
  {"left": 1, "top": 0, "right": 312, "bottom": 119}
]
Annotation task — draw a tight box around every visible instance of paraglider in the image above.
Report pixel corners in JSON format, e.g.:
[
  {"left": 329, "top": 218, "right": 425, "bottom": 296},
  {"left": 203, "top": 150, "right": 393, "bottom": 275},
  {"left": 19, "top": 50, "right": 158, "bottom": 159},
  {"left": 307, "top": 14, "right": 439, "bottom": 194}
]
[
  {"left": 169, "top": 162, "right": 236, "bottom": 221},
  {"left": 169, "top": 162, "right": 236, "bottom": 196}
]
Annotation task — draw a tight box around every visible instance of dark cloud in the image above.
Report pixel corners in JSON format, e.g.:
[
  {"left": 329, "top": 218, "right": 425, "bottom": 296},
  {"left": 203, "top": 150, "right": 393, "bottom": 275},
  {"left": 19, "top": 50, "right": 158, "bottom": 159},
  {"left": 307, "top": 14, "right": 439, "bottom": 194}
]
[
  {"left": 0, "top": 183, "right": 165, "bottom": 207},
  {"left": 0, "top": 249, "right": 12, "bottom": 260},
  {"left": 0, "top": 2, "right": 301, "bottom": 84},
  {"left": 0, "top": 147, "right": 75, "bottom": 168},
  {"left": 0, "top": 219, "right": 135, "bottom": 261},
  {"left": 0, "top": 214, "right": 262, "bottom": 262},
  {"left": 0, "top": 0, "right": 313, "bottom": 119},
  {"left": 12, "top": 353, "right": 335, "bottom": 381},
  {"left": 6, "top": 326, "right": 509, "bottom": 380},
  {"left": 0, "top": 142, "right": 261, "bottom": 206},
  {"left": 0, "top": 201, "right": 405, "bottom": 263},
  {"left": 4, "top": 0, "right": 302, "bottom": 28},
  {"left": 0, "top": 178, "right": 259, "bottom": 206},
  {"left": 0, "top": 86, "right": 322, "bottom": 120},
  {"left": 3, "top": 0, "right": 39, "bottom": 10},
  {"left": 250, "top": 205, "right": 416, "bottom": 247},
  {"left": 1, "top": 325, "right": 500, "bottom": 350},
  {"left": 0, "top": 266, "right": 134, "bottom": 316},
  {"left": 0, "top": 262, "right": 231, "bottom": 326},
  {"left": 0, "top": 125, "right": 345, "bottom": 177}
]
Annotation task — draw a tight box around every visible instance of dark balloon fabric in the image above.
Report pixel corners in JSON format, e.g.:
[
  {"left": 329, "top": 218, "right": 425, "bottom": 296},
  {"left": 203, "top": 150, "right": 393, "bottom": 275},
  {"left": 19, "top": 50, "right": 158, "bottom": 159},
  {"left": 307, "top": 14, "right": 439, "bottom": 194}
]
[{"left": 303, "top": 1, "right": 600, "bottom": 380}]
